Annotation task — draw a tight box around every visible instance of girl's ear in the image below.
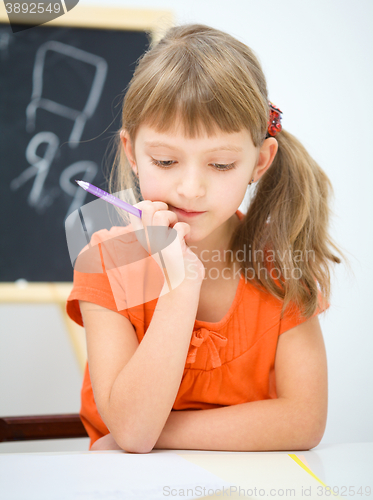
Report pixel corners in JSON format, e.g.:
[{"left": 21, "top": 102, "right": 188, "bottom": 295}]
[
  {"left": 120, "top": 130, "right": 138, "bottom": 175},
  {"left": 253, "top": 137, "right": 278, "bottom": 181}
]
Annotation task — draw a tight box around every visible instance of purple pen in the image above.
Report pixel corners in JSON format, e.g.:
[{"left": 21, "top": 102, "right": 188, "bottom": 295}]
[{"left": 75, "top": 180, "right": 142, "bottom": 218}]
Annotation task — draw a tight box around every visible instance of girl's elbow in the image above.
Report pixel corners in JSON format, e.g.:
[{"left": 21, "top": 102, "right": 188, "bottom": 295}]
[
  {"left": 109, "top": 413, "right": 160, "bottom": 453},
  {"left": 120, "top": 438, "right": 154, "bottom": 454},
  {"left": 297, "top": 404, "right": 327, "bottom": 450},
  {"left": 310, "top": 413, "right": 327, "bottom": 449},
  {"left": 305, "top": 427, "right": 325, "bottom": 450},
  {"left": 298, "top": 420, "right": 326, "bottom": 450},
  {"left": 119, "top": 431, "right": 156, "bottom": 454}
]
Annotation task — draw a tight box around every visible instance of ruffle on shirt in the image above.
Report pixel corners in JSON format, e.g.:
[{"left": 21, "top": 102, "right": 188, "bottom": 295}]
[{"left": 186, "top": 327, "right": 228, "bottom": 368}]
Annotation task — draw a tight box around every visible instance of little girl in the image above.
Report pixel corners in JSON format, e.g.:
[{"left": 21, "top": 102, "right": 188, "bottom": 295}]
[{"left": 66, "top": 23, "right": 346, "bottom": 453}]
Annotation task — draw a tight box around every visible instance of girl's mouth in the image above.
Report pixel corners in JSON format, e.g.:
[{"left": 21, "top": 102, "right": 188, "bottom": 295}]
[{"left": 170, "top": 206, "right": 206, "bottom": 217}]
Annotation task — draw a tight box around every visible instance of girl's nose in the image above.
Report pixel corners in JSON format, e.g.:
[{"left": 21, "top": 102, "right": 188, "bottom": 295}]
[{"left": 175, "top": 165, "right": 206, "bottom": 199}]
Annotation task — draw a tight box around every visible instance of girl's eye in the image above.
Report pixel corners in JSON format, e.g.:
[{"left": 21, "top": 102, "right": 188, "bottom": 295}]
[
  {"left": 212, "top": 163, "right": 236, "bottom": 171},
  {"left": 150, "top": 158, "right": 236, "bottom": 171},
  {"left": 150, "top": 159, "right": 174, "bottom": 168}
]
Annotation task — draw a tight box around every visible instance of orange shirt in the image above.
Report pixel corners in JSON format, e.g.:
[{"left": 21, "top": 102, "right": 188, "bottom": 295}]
[{"left": 66, "top": 209, "right": 329, "bottom": 449}]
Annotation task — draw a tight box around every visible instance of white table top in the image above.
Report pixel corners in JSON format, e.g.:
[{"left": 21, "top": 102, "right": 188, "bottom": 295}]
[{"left": 0, "top": 442, "right": 371, "bottom": 500}]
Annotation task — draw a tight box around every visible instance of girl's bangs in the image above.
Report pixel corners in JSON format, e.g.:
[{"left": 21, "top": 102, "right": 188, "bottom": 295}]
[{"left": 131, "top": 64, "right": 266, "bottom": 144}]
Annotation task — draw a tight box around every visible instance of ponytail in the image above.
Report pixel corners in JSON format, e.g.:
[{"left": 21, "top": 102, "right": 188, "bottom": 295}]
[{"left": 230, "top": 129, "right": 349, "bottom": 319}]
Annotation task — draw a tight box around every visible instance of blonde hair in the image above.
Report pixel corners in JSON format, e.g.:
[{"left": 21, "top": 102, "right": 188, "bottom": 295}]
[{"left": 108, "top": 23, "right": 350, "bottom": 319}]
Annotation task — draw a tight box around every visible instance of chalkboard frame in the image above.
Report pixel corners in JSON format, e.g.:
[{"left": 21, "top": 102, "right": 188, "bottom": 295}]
[
  {"left": 0, "top": 4, "right": 173, "bottom": 40},
  {"left": 0, "top": 4, "right": 174, "bottom": 373}
]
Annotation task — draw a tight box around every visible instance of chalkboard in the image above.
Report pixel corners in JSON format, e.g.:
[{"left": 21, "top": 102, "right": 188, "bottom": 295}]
[{"left": 0, "top": 8, "right": 172, "bottom": 282}]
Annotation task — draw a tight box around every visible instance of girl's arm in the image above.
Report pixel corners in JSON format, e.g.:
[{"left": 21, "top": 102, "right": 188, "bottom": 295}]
[
  {"left": 80, "top": 280, "right": 202, "bottom": 454},
  {"left": 153, "top": 315, "right": 328, "bottom": 451}
]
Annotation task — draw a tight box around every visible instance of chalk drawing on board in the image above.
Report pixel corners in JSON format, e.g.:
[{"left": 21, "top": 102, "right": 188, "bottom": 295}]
[
  {"left": 0, "top": 29, "right": 12, "bottom": 61},
  {"left": 25, "top": 40, "right": 108, "bottom": 148},
  {"left": 10, "top": 131, "right": 60, "bottom": 210}
]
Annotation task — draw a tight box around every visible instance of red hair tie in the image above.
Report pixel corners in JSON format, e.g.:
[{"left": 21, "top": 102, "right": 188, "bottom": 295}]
[{"left": 267, "top": 101, "right": 283, "bottom": 137}]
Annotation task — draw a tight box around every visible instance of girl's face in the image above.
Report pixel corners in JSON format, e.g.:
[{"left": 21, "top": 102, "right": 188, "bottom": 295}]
[{"left": 121, "top": 117, "right": 277, "bottom": 249}]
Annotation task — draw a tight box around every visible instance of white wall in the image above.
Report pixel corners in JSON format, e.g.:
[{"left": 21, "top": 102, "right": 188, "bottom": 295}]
[{"left": 1, "top": 0, "right": 372, "bottom": 452}]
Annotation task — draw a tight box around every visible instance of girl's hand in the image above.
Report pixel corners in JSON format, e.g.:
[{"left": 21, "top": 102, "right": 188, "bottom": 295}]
[{"left": 129, "top": 200, "right": 205, "bottom": 287}]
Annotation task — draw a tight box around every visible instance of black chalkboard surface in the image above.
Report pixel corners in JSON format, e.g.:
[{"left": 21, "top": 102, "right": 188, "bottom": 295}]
[{"left": 0, "top": 13, "right": 158, "bottom": 282}]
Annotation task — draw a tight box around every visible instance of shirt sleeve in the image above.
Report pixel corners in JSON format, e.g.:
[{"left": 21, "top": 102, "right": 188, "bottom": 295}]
[
  {"left": 66, "top": 267, "right": 131, "bottom": 327},
  {"left": 279, "top": 289, "right": 330, "bottom": 335},
  {"left": 66, "top": 224, "right": 167, "bottom": 327},
  {"left": 66, "top": 231, "right": 131, "bottom": 327}
]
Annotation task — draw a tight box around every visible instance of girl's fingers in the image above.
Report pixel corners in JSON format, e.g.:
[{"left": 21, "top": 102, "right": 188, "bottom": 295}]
[
  {"left": 129, "top": 200, "right": 169, "bottom": 231},
  {"left": 152, "top": 209, "right": 179, "bottom": 229},
  {"left": 172, "top": 222, "right": 191, "bottom": 244},
  {"left": 128, "top": 200, "right": 183, "bottom": 256},
  {"left": 140, "top": 201, "right": 170, "bottom": 229},
  {"left": 129, "top": 201, "right": 191, "bottom": 249}
]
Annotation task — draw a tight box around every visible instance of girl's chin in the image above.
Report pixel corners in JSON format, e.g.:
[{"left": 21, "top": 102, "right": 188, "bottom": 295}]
[{"left": 185, "top": 228, "right": 210, "bottom": 244}]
